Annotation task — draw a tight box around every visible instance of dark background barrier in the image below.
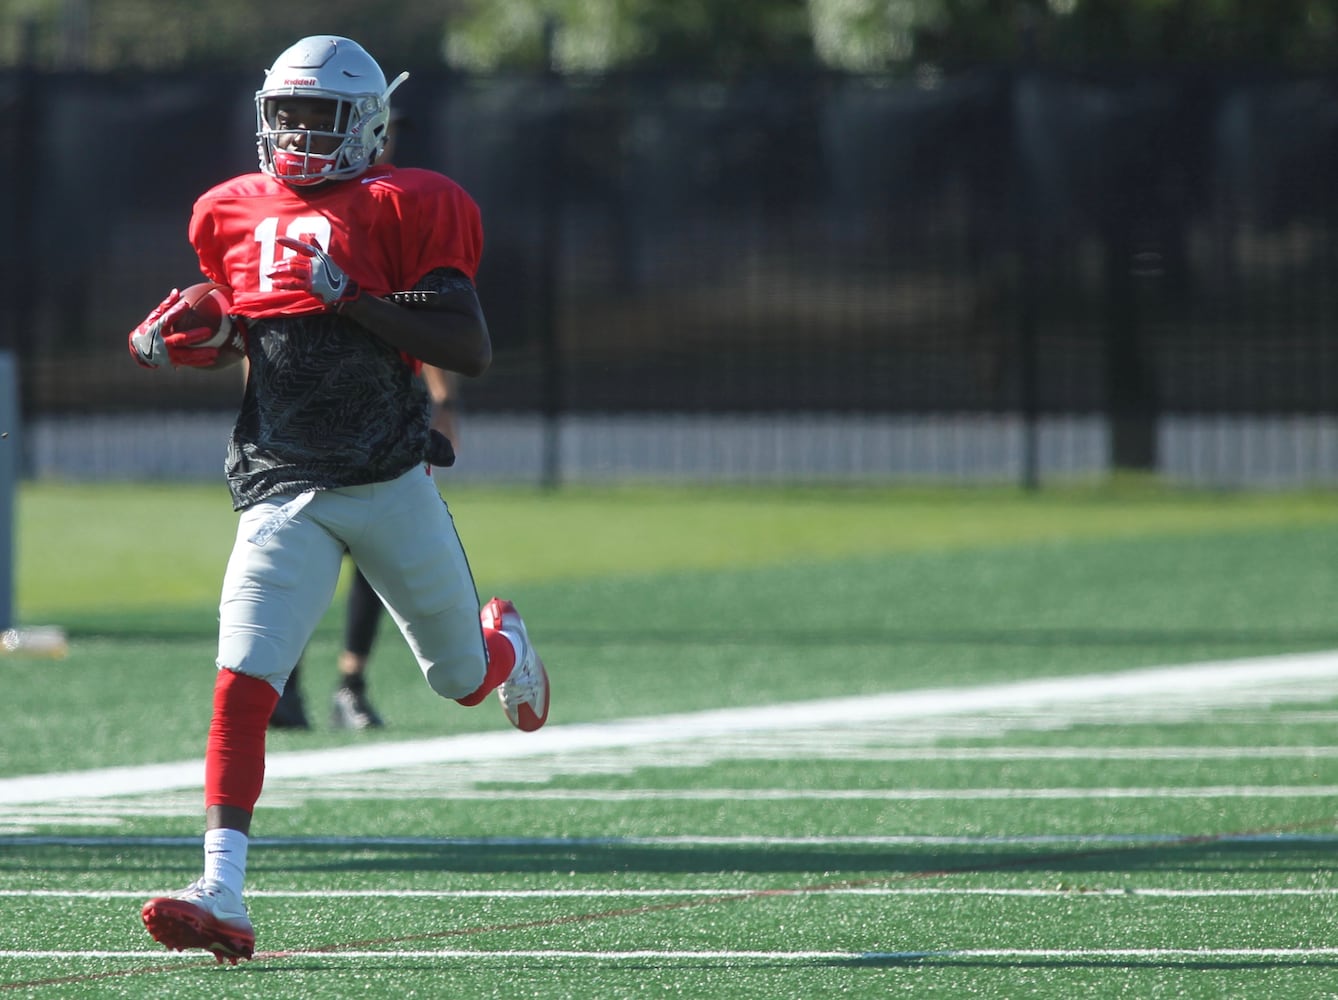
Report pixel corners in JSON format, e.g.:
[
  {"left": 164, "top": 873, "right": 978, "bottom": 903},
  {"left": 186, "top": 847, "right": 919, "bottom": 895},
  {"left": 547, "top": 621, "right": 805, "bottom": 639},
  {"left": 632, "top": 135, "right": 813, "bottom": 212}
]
[{"left": 3, "top": 67, "right": 1337, "bottom": 475}]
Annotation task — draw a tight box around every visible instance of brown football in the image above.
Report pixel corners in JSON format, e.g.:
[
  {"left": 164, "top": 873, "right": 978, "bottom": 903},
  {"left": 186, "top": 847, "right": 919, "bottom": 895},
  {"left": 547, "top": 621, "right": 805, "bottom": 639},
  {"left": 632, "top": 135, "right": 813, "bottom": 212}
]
[{"left": 176, "top": 281, "right": 245, "bottom": 366}]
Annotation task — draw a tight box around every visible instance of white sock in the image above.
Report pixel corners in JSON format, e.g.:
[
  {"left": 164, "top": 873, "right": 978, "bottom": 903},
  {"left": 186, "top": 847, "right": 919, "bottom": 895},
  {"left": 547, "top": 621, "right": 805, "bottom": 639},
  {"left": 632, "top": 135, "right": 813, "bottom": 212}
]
[{"left": 203, "top": 828, "right": 249, "bottom": 897}]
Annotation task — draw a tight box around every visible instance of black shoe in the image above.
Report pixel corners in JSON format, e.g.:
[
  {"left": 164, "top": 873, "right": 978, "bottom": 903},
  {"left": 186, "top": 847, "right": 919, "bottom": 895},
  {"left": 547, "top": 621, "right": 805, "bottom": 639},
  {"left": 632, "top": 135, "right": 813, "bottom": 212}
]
[
  {"left": 330, "top": 678, "right": 384, "bottom": 730},
  {"left": 269, "top": 666, "right": 310, "bottom": 730}
]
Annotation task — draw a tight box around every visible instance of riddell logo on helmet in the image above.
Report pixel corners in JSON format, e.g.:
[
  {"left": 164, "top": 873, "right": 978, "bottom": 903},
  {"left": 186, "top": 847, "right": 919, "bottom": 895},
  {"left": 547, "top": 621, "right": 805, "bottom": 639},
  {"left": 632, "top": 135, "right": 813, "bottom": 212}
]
[{"left": 284, "top": 77, "right": 318, "bottom": 86}]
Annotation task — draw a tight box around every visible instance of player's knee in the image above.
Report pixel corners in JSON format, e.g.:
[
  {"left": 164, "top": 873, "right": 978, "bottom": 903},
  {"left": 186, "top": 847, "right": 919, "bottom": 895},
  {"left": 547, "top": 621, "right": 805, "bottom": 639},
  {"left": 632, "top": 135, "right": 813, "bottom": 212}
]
[
  {"left": 216, "top": 635, "right": 301, "bottom": 694},
  {"left": 216, "top": 662, "right": 288, "bottom": 695},
  {"left": 424, "top": 651, "right": 487, "bottom": 701}
]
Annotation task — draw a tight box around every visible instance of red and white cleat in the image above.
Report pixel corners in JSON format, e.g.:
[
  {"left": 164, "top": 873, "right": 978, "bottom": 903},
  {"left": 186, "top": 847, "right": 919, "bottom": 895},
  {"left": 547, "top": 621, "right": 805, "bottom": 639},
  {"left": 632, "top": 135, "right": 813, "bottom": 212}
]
[
  {"left": 482, "top": 597, "right": 550, "bottom": 732},
  {"left": 141, "top": 879, "right": 255, "bottom": 964}
]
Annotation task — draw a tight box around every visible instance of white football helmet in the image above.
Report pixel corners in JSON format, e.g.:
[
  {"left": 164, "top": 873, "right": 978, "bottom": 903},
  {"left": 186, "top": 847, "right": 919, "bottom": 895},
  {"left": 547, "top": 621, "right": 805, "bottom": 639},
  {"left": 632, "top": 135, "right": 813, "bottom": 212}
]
[{"left": 255, "top": 36, "right": 408, "bottom": 186}]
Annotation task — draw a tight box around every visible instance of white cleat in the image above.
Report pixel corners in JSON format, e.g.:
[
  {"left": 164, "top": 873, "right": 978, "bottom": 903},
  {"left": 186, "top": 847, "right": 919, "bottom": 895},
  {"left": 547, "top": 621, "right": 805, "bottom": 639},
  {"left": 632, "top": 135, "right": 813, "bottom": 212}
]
[
  {"left": 141, "top": 878, "right": 255, "bottom": 964},
  {"left": 482, "top": 597, "right": 550, "bottom": 732}
]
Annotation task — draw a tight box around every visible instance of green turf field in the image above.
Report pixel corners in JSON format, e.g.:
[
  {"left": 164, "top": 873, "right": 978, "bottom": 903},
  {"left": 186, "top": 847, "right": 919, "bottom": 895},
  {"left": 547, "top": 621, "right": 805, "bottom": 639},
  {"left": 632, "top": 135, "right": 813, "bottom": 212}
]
[{"left": 4, "top": 482, "right": 1338, "bottom": 997}]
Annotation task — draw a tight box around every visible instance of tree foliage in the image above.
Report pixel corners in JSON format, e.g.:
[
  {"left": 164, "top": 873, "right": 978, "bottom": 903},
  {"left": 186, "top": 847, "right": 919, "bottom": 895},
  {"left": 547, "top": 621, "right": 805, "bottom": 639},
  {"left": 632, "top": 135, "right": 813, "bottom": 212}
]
[
  {"left": 3, "top": 0, "right": 1338, "bottom": 73},
  {"left": 0, "top": 0, "right": 451, "bottom": 71}
]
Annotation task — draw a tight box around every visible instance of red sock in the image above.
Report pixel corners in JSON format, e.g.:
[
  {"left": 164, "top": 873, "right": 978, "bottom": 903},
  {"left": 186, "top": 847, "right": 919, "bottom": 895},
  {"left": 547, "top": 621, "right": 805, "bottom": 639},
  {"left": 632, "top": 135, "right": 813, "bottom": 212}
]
[
  {"left": 455, "top": 629, "right": 516, "bottom": 707},
  {"left": 204, "top": 669, "right": 278, "bottom": 813}
]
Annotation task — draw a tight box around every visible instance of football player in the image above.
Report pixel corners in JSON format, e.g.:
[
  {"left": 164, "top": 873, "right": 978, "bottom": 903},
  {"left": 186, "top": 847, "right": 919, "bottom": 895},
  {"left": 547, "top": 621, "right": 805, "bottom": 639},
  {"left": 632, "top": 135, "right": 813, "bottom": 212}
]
[{"left": 127, "top": 35, "right": 550, "bottom": 963}]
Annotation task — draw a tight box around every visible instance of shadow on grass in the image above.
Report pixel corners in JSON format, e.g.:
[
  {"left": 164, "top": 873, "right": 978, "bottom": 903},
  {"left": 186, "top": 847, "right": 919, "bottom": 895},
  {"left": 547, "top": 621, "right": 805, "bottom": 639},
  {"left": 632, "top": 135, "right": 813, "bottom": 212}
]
[
  {"left": 61, "top": 617, "right": 1338, "bottom": 652},
  {"left": 4, "top": 831, "right": 1335, "bottom": 883}
]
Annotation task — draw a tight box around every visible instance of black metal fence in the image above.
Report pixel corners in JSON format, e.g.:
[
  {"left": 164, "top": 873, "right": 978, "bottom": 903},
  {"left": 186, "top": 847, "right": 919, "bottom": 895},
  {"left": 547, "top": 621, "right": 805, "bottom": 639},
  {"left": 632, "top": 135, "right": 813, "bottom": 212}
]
[{"left": 3, "top": 66, "right": 1338, "bottom": 481}]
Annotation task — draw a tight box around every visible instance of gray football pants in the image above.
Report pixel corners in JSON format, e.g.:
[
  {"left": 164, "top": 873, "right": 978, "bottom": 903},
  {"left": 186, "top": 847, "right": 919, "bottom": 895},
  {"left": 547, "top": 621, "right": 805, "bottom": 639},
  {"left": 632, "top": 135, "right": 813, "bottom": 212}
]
[{"left": 216, "top": 465, "right": 487, "bottom": 699}]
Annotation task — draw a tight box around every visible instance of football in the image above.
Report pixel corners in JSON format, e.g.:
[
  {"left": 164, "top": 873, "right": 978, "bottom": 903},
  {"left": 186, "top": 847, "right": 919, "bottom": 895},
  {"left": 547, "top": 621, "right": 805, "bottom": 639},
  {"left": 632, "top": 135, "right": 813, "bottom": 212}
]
[
  {"left": 176, "top": 282, "right": 233, "bottom": 346},
  {"left": 176, "top": 281, "right": 245, "bottom": 364}
]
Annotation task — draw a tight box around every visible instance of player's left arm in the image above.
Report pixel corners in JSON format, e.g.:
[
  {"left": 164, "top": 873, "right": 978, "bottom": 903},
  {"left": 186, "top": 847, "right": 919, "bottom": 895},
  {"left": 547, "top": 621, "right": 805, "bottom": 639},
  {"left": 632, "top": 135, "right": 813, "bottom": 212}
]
[
  {"left": 269, "top": 237, "right": 491, "bottom": 377},
  {"left": 343, "top": 269, "right": 491, "bottom": 377}
]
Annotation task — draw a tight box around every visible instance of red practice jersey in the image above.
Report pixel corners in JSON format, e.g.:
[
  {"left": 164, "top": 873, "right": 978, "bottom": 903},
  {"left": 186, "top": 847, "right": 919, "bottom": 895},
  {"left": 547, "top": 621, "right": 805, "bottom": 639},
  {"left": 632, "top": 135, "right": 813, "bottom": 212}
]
[
  {"left": 189, "top": 165, "right": 483, "bottom": 318},
  {"left": 188, "top": 165, "right": 485, "bottom": 510}
]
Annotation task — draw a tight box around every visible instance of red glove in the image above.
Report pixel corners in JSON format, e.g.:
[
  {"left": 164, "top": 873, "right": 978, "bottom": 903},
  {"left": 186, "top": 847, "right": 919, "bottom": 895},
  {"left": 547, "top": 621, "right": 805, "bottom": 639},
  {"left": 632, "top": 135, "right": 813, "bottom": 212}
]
[
  {"left": 127, "top": 290, "right": 220, "bottom": 369},
  {"left": 269, "top": 235, "right": 362, "bottom": 312},
  {"left": 162, "top": 322, "right": 240, "bottom": 369}
]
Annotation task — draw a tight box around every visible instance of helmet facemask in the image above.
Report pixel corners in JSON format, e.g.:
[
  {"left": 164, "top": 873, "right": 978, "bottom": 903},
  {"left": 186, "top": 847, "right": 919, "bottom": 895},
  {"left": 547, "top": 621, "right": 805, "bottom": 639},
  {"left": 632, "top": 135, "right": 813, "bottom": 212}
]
[
  {"left": 259, "top": 93, "right": 380, "bottom": 186},
  {"left": 254, "top": 35, "right": 407, "bottom": 187}
]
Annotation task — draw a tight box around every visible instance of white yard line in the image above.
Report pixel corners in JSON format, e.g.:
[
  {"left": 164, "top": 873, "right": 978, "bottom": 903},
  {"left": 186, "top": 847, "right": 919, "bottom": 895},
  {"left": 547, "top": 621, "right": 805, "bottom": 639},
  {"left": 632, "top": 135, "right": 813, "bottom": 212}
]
[
  {"left": 5, "top": 947, "right": 1338, "bottom": 962},
  {"left": 257, "top": 785, "right": 1338, "bottom": 799},
  {"left": 3, "top": 647, "right": 1338, "bottom": 807},
  {"left": 5, "top": 831, "right": 1338, "bottom": 847},
  {"left": 4, "top": 886, "right": 1338, "bottom": 899},
  {"left": 832, "top": 746, "right": 1338, "bottom": 760}
]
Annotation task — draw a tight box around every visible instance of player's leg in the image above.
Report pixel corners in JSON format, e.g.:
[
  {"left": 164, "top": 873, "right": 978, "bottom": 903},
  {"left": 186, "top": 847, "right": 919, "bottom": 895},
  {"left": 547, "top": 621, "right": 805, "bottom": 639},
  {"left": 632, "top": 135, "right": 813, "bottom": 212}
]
[
  {"left": 142, "top": 494, "right": 345, "bottom": 962},
  {"left": 350, "top": 470, "right": 487, "bottom": 700},
  {"left": 331, "top": 565, "right": 386, "bottom": 729},
  {"left": 350, "top": 467, "right": 548, "bottom": 729},
  {"left": 477, "top": 594, "right": 550, "bottom": 731}
]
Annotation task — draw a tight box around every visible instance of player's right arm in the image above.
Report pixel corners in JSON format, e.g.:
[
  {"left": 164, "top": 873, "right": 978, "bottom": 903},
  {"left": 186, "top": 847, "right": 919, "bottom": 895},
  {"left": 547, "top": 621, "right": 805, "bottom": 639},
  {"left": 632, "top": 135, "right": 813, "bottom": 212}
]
[{"left": 126, "top": 289, "right": 222, "bottom": 369}]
